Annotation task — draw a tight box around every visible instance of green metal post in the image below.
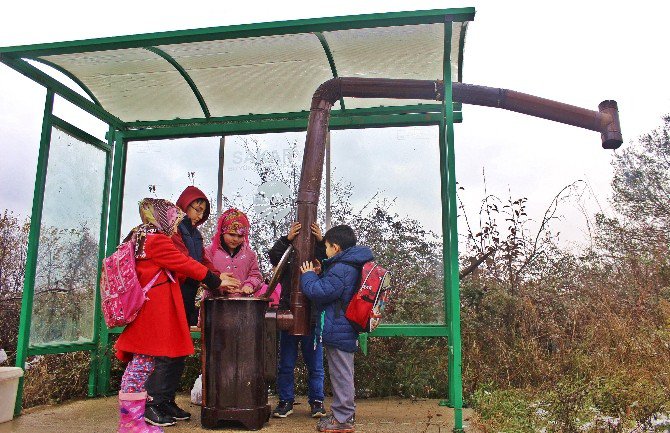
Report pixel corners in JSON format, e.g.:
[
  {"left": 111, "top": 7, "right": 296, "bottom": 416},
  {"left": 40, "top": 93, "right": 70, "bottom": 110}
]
[
  {"left": 87, "top": 126, "right": 114, "bottom": 397},
  {"left": 14, "top": 89, "right": 54, "bottom": 416},
  {"left": 95, "top": 130, "right": 127, "bottom": 396},
  {"left": 440, "top": 23, "right": 463, "bottom": 432},
  {"left": 358, "top": 333, "right": 368, "bottom": 355}
]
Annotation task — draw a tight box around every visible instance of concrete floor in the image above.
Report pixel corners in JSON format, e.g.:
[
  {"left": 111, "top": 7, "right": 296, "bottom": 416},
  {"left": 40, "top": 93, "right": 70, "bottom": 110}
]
[{"left": 0, "top": 395, "right": 480, "bottom": 433}]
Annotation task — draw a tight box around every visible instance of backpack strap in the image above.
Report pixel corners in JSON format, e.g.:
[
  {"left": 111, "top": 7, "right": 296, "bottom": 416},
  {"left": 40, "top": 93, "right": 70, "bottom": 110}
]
[
  {"left": 336, "top": 263, "right": 368, "bottom": 317},
  {"left": 164, "top": 270, "right": 175, "bottom": 282},
  {"left": 142, "top": 269, "right": 170, "bottom": 295}
]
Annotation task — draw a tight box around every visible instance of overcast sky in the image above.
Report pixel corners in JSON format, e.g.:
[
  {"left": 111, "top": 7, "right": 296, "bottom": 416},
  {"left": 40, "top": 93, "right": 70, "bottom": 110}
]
[{"left": 1, "top": 1, "right": 668, "bottom": 250}]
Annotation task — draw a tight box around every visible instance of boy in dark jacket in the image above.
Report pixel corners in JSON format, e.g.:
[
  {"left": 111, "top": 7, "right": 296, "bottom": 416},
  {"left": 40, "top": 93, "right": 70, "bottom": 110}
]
[
  {"left": 270, "top": 222, "right": 327, "bottom": 418},
  {"left": 144, "top": 185, "right": 222, "bottom": 426},
  {"left": 300, "top": 225, "right": 373, "bottom": 433}
]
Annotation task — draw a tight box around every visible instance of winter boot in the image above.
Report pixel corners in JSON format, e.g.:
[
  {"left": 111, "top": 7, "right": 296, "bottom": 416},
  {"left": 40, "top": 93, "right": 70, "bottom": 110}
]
[{"left": 118, "top": 391, "right": 164, "bottom": 433}]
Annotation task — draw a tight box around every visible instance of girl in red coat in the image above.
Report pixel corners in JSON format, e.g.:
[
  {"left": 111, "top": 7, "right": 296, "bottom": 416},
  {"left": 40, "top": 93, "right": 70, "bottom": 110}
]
[
  {"left": 114, "top": 198, "right": 236, "bottom": 433},
  {"left": 143, "top": 186, "right": 220, "bottom": 426}
]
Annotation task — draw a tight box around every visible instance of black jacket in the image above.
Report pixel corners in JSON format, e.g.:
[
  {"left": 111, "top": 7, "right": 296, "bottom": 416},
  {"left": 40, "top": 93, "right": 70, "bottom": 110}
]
[{"left": 268, "top": 235, "right": 326, "bottom": 312}]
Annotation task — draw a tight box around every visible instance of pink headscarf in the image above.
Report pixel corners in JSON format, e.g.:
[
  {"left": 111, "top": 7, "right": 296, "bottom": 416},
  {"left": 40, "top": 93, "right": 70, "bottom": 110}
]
[
  {"left": 132, "top": 198, "right": 185, "bottom": 258},
  {"left": 211, "top": 208, "right": 250, "bottom": 251}
]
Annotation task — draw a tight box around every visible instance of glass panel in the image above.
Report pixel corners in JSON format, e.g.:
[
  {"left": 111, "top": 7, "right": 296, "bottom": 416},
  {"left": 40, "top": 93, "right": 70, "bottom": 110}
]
[
  {"left": 30, "top": 127, "right": 107, "bottom": 345},
  {"left": 216, "top": 133, "right": 306, "bottom": 273},
  {"left": 331, "top": 126, "right": 445, "bottom": 324},
  {"left": 121, "top": 137, "right": 221, "bottom": 239},
  {"left": 122, "top": 127, "right": 447, "bottom": 325},
  {"left": 121, "top": 134, "right": 306, "bottom": 276}
]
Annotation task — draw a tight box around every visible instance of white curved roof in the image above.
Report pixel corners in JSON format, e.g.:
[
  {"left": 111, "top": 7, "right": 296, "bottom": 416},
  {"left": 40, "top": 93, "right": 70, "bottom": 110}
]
[{"left": 0, "top": 8, "right": 474, "bottom": 124}]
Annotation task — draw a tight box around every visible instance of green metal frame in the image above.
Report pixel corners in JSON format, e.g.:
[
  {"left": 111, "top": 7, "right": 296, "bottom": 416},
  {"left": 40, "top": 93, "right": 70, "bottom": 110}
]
[
  {"left": 0, "top": 8, "right": 474, "bottom": 57},
  {"left": 441, "top": 23, "right": 464, "bottom": 431},
  {"left": 314, "top": 32, "right": 345, "bottom": 110},
  {"left": 14, "top": 90, "right": 54, "bottom": 416},
  {"left": 94, "top": 129, "right": 128, "bottom": 396},
  {"left": 0, "top": 56, "right": 124, "bottom": 129},
  {"left": 144, "top": 46, "right": 211, "bottom": 118},
  {"left": 31, "top": 58, "right": 102, "bottom": 106},
  {"left": 0, "top": 7, "right": 473, "bottom": 128},
  {"left": 3, "top": 9, "right": 472, "bottom": 431},
  {"left": 14, "top": 92, "right": 112, "bottom": 415}
]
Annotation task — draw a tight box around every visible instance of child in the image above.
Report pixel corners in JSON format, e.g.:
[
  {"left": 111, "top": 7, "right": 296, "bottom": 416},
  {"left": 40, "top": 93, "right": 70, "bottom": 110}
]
[
  {"left": 143, "top": 186, "right": 219, "bottom": 426},
  {"left": 300, "top": 224, "right": 373, "bottom": 433},
  {"left": 205, "top": 208, "right": 263, "bottom": 295},
  {"left": 172, "top": 186, "right": 216, "bottom": 325},
  {"left": 269, "top": 222, "right": 327, "bottom": 418},
  {"left": 114, "top": 198, "right": 238, "bottom": 433}
]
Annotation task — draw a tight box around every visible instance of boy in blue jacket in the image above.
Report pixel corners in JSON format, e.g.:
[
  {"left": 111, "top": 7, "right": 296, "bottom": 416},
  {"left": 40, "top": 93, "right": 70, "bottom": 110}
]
[{"left": 300, "top": 224, "right": 373, "bottom": 433}]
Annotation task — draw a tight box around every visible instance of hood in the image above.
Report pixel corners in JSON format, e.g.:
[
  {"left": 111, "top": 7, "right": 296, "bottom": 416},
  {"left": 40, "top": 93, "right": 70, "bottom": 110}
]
[
  {"left": 328, "top": 245, "right": 374, "bottom": 267},
  {"left": 175, "top": 186, "right": 210, "bottom": 226}
]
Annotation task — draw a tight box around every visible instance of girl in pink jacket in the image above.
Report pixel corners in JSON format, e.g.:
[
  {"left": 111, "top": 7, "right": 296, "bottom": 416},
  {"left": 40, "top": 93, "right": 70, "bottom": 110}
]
[{"left": 205, "top": 208, "right": 263, "bottom": 295}]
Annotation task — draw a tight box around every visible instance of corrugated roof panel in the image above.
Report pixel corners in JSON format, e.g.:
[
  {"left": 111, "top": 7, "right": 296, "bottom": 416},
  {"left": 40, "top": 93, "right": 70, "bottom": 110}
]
[
  {"left": 157, "top": 33, "right": 333, "bottom": 117},
  {"left": 325, "top": 23, "right": 450, "bottom": 110},
  {"left": 40, "top": 48, "right": 205, "bottom": 121},
  {"left": 21, "top": 12, "right": 472, "bottom": 123}
]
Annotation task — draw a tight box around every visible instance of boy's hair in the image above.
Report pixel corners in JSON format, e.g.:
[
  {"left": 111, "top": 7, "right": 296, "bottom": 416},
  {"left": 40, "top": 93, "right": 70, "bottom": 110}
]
[
  {"left": 323, "top": 225, "right": 356, "bottom": 251},
  {"left": 190, "top": 198, "right": 207, "bottom": 207}
]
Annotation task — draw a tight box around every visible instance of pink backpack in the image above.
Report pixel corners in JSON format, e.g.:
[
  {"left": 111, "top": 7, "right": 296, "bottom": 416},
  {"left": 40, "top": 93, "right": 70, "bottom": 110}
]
[{"left": 100, "top": 240, "right": 167, "bottom": 328}]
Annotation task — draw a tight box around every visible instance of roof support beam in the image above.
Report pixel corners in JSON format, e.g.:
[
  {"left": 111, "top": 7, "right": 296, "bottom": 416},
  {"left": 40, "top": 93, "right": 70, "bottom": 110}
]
[
  {"left": 125, "top": 103, "right": 445, "bottom": 129},
  {"left": 123, "top": 111, "right": 461, "bottom": 141},
  {"left": 314, "top": 32, "right": 345, "bottom": 110},
  {"left": 457, "top": 22, "right": 468, "bottom": 82},
  {"left": 31, "top": 58, "right": 102, "bottom": 106},
  {"left": 0, "top": 55, "right": 125, "bottom": 129},
  {"left": 0, "top": 8, "right": 475, "bottom": 57},
  {"left": 145, "top": 46, "right": 211, "bottom": 118}
]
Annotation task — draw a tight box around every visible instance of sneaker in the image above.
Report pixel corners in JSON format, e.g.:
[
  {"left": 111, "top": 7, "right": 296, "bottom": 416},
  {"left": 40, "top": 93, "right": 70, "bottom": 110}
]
[
  {"left": 272, "top": 400, "right": 294, "bottom": 418},
  {"left": 144, "top": 405, "right": 177, "bottom": 426},
  {"left": 161, "top": 400, "right": 191, "bottom": 421},
  {"left": 310, "top": 400, "right": 327, "bottom": 418},
  {"left": 317, "top": 413, "right": 355, "bottom": 433}
]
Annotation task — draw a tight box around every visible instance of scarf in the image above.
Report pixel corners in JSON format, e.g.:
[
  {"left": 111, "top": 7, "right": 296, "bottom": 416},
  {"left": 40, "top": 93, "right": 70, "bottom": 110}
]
[
  {"left": 211, "top": 208, "right": 250, "bottom": 252},
  {"left": 133, "top": 198, "right": 185, "bottom": 259}
]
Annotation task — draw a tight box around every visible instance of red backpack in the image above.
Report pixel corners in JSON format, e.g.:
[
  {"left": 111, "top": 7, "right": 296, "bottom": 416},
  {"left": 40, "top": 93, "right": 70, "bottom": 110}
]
[
  {"left": 99, "top": 240, "right": 167, "bottom": 328},
  {"left": 345, "top": 262, "right": 391, "bottom": 333}
]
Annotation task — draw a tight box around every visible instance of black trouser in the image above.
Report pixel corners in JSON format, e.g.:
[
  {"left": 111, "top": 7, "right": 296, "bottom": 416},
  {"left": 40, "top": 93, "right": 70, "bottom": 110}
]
[
  {"left": 181, "top": 278, "right": 199, "bottom": 327},
  {"left": 145, "top": 356, "right": 187, "bottom": 407}
]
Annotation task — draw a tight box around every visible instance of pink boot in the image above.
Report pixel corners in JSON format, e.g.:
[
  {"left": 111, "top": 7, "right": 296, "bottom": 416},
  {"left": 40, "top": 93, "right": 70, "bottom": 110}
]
[{"left": 118, "top": 391, "right": 164, "bottom": 433}]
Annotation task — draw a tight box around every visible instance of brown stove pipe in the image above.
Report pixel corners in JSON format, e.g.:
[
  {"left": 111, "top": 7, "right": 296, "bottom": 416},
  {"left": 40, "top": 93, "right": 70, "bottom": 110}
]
[
  {"left": 452, "top": 82, "right": 622, "bottom": 149},
  {"left": 285, "top": 77, "right": 622, "bottom": 336}
]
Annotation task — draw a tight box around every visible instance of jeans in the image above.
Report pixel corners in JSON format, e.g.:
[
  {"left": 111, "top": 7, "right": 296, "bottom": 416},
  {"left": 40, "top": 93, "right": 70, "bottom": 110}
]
[{"left": 277, "top": 329, "right": 325, "bottom": 404}]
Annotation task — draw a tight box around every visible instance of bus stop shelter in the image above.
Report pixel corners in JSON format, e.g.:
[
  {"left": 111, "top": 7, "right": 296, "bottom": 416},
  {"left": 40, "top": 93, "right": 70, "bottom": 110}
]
[
  {"left": 0, "top": 6, "right": 623, "bottom": 432},
  {"left": 0, "top": 8, "right": 474, "bottom": 431}
]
